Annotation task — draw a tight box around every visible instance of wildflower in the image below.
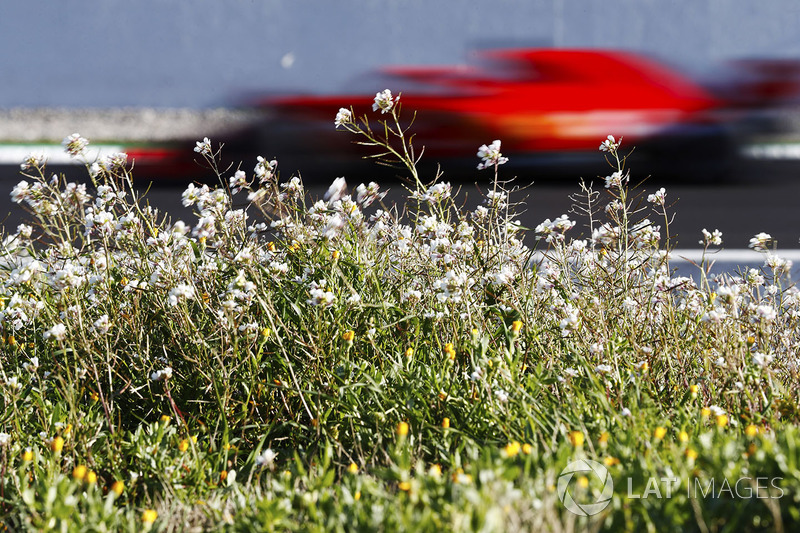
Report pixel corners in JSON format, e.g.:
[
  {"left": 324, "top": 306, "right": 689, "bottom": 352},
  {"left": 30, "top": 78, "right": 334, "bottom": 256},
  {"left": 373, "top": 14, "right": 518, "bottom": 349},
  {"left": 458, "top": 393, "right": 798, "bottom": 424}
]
[
  {"left": 92, "top": 315, "right": 111, "bottom": 335},
  {"left": 261, "top": 327, "right": 272, "bottom": 339},
  {"left": 647, "top": 187, "right": 666, "bottom": 205},
  {"left": 160, "top": 415, "right": 170, "bottom": 424},
  {"left": 476, "top": 140, "right": 509, "bottom": 170},
  {"left": 701, "top": 407, "right": 711, "bottom": 417},
  {"left": 335, "top": 107, "right": 352, "bottom": 127},
  {"left": 603, "top": 456, "right": 620, "bottom": 467},
  {"left": 595, "top": 364, "right": 613, "bottom": 375},
  {"left": 654, "top": 427, "right": 667, "bottom": 440},
  {"left": 442, "top": 417, "right": 450, "bottom": 429},
  {"left": 178, "top": 439, "right": 189, "bottom": 453},
  {"left": 620, "top": 407, "right": 632, "bottom": 417},
  {"left": 504, "top": 441, "right": 521, "bottom": 457},
  {"left": 745, "top": 425, "right": 759, "bottom": 437},
  {"left": 689, "top": 384, "right": 699, "bottom": 398},
  {"left": 255, "top": 448, "right": 277, "bottom": 468},
  {"left": 22, "top": 448, "right": 33, "bottom": 462},
  {"left": 716, "top": 414, "right": 729, "bottom": 428},
  {"left": 194, "top": 137, "right": 212, "bottom": 155},
  {"left": 700, "top": 228, "right": 723, "bottom": 246},
  {"left": 429, "top": 464, "right": 442, "bottom": 477},
  {"left": 111, "top": 481, "right": 124, "bottom": 496},
  {"left": 50, "top": 436, "right": 64, "bottom": 453},
  {"left": 142, "top": 509, "right": 158, "bottom": 524},
  {"left": 372, "top": 89, "right": 396, "bottom": 113},
  {"left": 397, "top": 422, "right": 409, "bottom": 437},
  {"left": 511, "top": 320, "right": 523, "bottom": 334},
  {"left": 342, "top": 330, "right": 355, "bottom": 343},
  {"left": 752, "top": 352, "right": 775, "bottom": 368},
  {"left": 72, "top": 464, "right": 87, "bottom": 480},
  {"left": 324, "top": 177, "right": 347, "bottom": 202},
  {"left": 22, "top": 357, "right": 39, "bottom": 372},
  {"left": 604, "top": 170, "right": 627, "bottom": 189},
  {"left": 348, "top": 462, "right": 358, "bottom": 474},
  {"left": 443, "top": 343, "right": 456, "bottom": 360},
  {"left": 685, "top": 448, "right": 698, "bottom": 461},
  {"left": 398, "top": 481, "right": 411, "bottom": 492},
  {"left": 307, "top": 287, "right": 336, "bottom": 307},
  {"left": 568, "top": 431, "right": 584, "bottom": 447},
  {"left": 678, "top": 431, "right": 689, "bottom": 443},
  {"left": 86, "top": 470, "right": 97, "bottom": 484},
  {"left": 598, "top": 432, "right": 609, "bottom": 446},
  {"left": 0, "top": 433, "right": 10, "bottom": 446},
  {"left": 62, "top": 133, "right": 89, "bottom": 157},
  {"left": 405, "top": 347, "right": 414, "bottom": 358},
  {"left": 522, "top": 443, "right": 533, "bottom": 455},
  {"left": 150, "top": 367, "right": 173, "bottom": 382},
  {"left": 44, "top": 323, "right": 67, "bottom": 342},
  {"left": 749, "top": 232, "right": 772, "bottom": 252},
  {"left": 168, "top": 283, "right": 195, "bottom": 306},
  {"left": 599, "top": 134, "right": 620, "bottom": 152}
]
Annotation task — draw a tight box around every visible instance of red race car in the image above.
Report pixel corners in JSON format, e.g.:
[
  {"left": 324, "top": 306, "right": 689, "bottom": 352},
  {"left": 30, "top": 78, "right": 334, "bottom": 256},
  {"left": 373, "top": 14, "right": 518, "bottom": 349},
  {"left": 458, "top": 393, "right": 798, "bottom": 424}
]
[{"left": 235, "top": 48, "right": 736, "bottom": 181}]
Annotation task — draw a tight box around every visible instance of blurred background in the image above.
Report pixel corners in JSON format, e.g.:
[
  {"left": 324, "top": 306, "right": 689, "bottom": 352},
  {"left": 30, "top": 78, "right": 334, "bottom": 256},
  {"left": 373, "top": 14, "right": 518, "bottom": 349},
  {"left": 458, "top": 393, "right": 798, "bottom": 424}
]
[{"left": 3, "top": 0, "right": 800, "bottom": 251}]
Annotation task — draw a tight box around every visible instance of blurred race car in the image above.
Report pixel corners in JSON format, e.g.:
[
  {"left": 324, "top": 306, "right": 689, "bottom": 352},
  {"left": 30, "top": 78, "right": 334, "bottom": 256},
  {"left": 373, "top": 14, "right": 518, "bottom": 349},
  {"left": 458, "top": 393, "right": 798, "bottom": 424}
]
[{"left": 233, "top": 48, "right": 736, "bottom": 181}]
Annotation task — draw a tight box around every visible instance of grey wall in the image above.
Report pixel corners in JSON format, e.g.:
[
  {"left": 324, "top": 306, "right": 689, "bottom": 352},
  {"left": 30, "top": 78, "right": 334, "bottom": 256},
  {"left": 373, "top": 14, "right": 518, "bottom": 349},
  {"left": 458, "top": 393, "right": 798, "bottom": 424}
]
[{"left": 2, "top": 0, "right": 799, "bottom": 108}]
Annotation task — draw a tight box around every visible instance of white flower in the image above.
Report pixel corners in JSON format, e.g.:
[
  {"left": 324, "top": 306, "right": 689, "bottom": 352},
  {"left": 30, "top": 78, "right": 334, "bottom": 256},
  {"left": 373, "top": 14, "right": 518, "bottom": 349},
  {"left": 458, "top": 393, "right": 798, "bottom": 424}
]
[
  {"left": 752, "top": 352, "right": 775, "bottom": 368},
  {"left": 229, "top": 170, "right": 248, "bottom": 194},
  {"left": 10, "top": 181, "right": 30, "bottom": 204},
  {"left": 194, "top": 137, "right": 212, "bottom": 155},
  {"left": 604, "top": 171, "right": 627, "bottom": 189},
  {"left": 255, "top": 448, "right": 277, "bottom": 468},
  {"left": 0, "top": 433, "right": 10, "bottom": 446},
  {"left": 22, "top": 357, "right": 39, "bottom": 372},
  {"left": 595, "top": 364, "right": 613, "bottom": 374},
  {"left": 44, "top": 323, "right": 67, "bottom": 342},
  {"left": 92, "top": 315, "right": 111, "bottom": 335},
  {"left": 621, "top": 407, "right": 632, "bottom": 417},
  {"left": 599, "top": 134, "right": 620, "bottom": 152},
  {"left": 372, "top": 89, "right": 396, "bottom": 114},
  {"left": 476, "top": 140, "right": 508, "bottom": 170},
  {"left": 647, "top": 187, "right": 666, "bottom": 206},
  {"left": 324, "top": 177, "right": 347, "bottom": 203},
  {"left": 749, "top": 232, "right": 772, "bottom": 252},
  {"left": 307, "top": 287, "right": 336, "bottom": 307},
  {"left": 62, "top": 133, "right": 89, "bottom": 157},
  {"left": 150, "top": 367, "right": 173, "bottom": 381},
  {"left": 168, "top": 284, "right": 196, "bottom": 306},
  {"left": 756, "top": 304, "right": 777, "bottom": 322},
  {"left": 700, "top": 228, "right": 723, "bottom": 246},
  {"left": 335, "top": 107, "right": 352, "bottom": 127},
  {"left": 494, "top": 389, "right": 509, "bottom": 403},
  {"left": 563, "top": 367, "right": 579, "bottom": 378},
  {"left": 709, "top": 405, "right": 726, "bottom": 417}
]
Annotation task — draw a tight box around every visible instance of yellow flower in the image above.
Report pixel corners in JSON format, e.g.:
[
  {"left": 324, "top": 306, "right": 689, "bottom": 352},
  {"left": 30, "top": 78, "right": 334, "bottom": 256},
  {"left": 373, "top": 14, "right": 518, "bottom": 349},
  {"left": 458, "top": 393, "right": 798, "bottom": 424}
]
[
  {"left": 90, "top": 392, "right": 99, "bottom": 402},
  {"left": 261, "top": 327, "right": 272, "bottom": 339},
  {"left": 220, "top": 470, "right": 228, "bottom": 482},
  {"left": 442, "top": 417, "right": 450, "bottom": 429},
  {"left": 398, "top": 481, "right": 411, "bottom": 492},
  {"left": 598, "top": 432, "right": 609, "bottom": 446},
  {"left": 577, "top": 476, "right": 589, "bottom": 488},
  {"left": 429, "top": 464, "right": 442, "bottom": 477},
  {"left": 332, "top": 250, "right": 340, "bottom": 260},
  {"left": 342, "top": 330, "right": 355, "bottom": 343},
  {"left": 397, "top": 422, "right": 409, "bottom": 437},
  {"left": 160, "top": 415, "right": 170, "bottom": 424},
  {"left": 685, "top": 448, "right": 698, "bottom": 461},
  {"left": 522, "top": 443, "right": 533, "bottom": 455},
  {"left": 348, "top": 462, "right": 358, "bottom": 474},
  {"left": 50, "top": 436, "right": 64, "bottom": 453},
  {"left": 746, "top": 335, "right": 755, "bottom": 345},
  {"left": 354, "top": 490, "right": 361, "bottom": 501},
  {"left": 568, "top": 431, "right": 584, "bottom": 447},
  {"left": 72, "top": 465, "right": 87, "bottom": 481},
  {"left": 142, "top": 509, "right": 158, "bottom": 524},
  {"left": 267, "top": 241, "right": 276, "bottom": 252},
  {"left": 6, "top": 335, "right": 16, "bottom": 347},
  {"left": 86, "top": 470, "right": 97, "bottom": 484},
  {"left": 404, "top": 347, "right": 414, "bottom": 358},
  {"left": 504, "top": 441, "right": 521, "bottom": 458},
  {"left": 22, "top": 448, "right": 33, "bottom": 462},
  {"left": 443, "top": 343, "right": 456, "bottom": 361},
  {"left": 654, "top": 427, "right": 667, "bottom": 440},
  {"left": 678, "top": 431, "right": 689, "bottom": 443},
  {"left": 716, "top": 414, "right": 729, "bottom": 428},
  {"left": 603, "top": 456, "right": 620, "bottom": 467},
  {"left": 689, "top": 384, "right": 699, "bottom": 398},
  {"left": 701, "top": 407, "right": 711, "bottom": 418},
  {"left": 178, "top": 439, "right": 189, "bottom": 453},
  {"left": 438, "top": 391, "right": 447, "bottom": 401},
  {"left": 745, "top": 424, "right": 759, "bottom": 437},
  {"left": 111, "top": 481, "right": 125, "bottom": 496},
  {"left": 511, "top": 320, "right": 523, "bottom": 334}
]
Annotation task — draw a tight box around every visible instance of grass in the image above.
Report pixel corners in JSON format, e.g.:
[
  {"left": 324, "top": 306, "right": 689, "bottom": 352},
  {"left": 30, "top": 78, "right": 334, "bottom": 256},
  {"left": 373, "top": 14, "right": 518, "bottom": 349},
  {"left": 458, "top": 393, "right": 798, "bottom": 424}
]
[{"left": 0, "top": 94, "right": 799, "bottom": 532}]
